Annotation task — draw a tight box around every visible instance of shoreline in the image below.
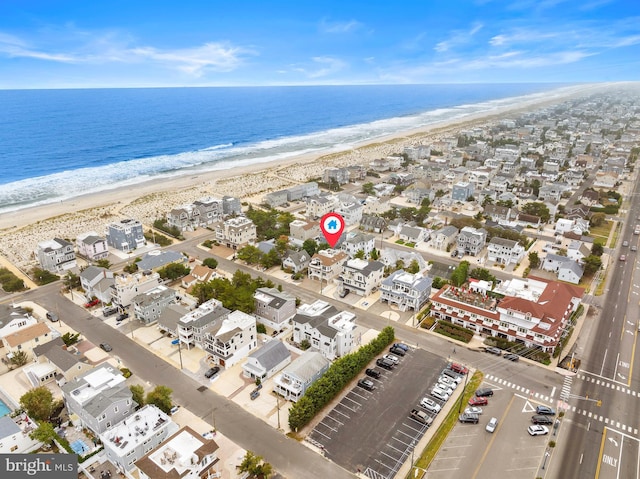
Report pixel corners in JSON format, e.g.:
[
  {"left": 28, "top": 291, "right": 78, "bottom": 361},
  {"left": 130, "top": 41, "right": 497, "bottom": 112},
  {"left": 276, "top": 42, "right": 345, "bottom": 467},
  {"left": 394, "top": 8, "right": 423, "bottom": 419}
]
[{"left": 0, "top": 83, "right": 609, "bottom": 271}]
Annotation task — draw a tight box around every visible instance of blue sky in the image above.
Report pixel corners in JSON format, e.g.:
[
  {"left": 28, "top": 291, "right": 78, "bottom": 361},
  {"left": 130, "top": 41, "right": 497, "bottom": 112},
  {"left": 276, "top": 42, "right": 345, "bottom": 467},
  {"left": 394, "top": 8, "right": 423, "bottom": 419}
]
[{"left": 0, "top": 0, "right": 638, "bottom": 88}]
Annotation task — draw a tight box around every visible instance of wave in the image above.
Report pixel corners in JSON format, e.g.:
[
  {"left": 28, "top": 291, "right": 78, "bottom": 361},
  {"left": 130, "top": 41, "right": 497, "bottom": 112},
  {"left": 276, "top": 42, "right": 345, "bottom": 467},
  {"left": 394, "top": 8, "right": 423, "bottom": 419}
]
[{"left": 0, "top": 84, "right": 587, "bottom": 215}]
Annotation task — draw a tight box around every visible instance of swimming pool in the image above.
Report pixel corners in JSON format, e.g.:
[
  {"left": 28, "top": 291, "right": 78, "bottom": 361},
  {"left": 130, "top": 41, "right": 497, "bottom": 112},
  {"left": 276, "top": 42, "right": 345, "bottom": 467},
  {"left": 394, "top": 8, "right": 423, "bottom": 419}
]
[{"left": 0, "top": 398, "right": 10, "bottom": 417}]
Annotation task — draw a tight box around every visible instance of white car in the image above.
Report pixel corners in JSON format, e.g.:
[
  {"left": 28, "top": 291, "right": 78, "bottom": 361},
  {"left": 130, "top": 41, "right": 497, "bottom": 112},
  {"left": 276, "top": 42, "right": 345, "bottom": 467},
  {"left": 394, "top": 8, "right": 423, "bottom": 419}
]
[
  {"left": 431, "top": 387, "right": 450, "bottom": 402},
  {"left": 528, "top": 425, "right": 550, "bottom": 436},
  {"left": 486, "top": 417, "right": 498, "bottom": 433},
  {"left": 420, "top": 397, "right": 442, "bottom": 414},
  {"left": 436, "top": 383, "right": 454, "bottom": 396},
  {"left": 383, "top": 354, "right": 400, "bottom": 365},
  {"left": 438, "top": 376, "right": 458, "bottom": 389},
  {"left": 464, "top": 406, "right": 483, "bottom": 415}
]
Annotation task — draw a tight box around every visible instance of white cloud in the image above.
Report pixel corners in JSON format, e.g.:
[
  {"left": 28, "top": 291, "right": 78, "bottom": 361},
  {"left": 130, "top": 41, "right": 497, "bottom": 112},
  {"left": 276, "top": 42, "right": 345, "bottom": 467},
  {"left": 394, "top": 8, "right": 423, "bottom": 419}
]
[
  {"left": 434, "top": 22, "right": 483, "bottom": 52},
  {"left": 307, "top": 56, "right": 346, "bottom": 78},
  {"left": 319, "top": 19, "right": 362, "bottom": 34},
  {"left": 0, "top": 30, "right": 253, "bottom": 76}
]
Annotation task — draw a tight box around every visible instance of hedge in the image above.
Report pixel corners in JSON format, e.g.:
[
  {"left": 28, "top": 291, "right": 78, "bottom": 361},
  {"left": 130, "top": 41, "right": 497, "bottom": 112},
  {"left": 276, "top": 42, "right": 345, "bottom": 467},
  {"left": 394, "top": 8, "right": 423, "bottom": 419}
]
[
  {"left": 288, "top": 326, "right": 395, "bottom": 431},
  {"left": 433, "top": 320, "right": 473, "bottom": 343}
]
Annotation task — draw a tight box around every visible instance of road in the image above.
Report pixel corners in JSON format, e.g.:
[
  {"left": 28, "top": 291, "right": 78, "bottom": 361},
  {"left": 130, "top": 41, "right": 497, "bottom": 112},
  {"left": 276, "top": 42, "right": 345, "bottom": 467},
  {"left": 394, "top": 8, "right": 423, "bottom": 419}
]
[{"left": 553, "top": 173, "right": 640, "bottom": 479}]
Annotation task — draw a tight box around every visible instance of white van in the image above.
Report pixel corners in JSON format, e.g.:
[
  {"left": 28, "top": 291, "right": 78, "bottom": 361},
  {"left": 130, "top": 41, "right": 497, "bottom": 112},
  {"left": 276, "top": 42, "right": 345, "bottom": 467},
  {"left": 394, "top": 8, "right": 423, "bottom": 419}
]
[{"left": 486, "top": 417, "right": 498, "bottom": 433}]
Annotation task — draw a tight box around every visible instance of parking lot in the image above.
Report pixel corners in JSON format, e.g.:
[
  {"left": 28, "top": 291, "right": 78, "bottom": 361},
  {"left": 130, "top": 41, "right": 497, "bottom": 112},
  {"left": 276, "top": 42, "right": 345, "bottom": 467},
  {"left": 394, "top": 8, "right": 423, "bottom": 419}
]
[
  {"left": 427, "top": 378, "right": 554, "bottom": 479},
  {"left": 308, "top": 347, "right": 451, "bottom": 477}
]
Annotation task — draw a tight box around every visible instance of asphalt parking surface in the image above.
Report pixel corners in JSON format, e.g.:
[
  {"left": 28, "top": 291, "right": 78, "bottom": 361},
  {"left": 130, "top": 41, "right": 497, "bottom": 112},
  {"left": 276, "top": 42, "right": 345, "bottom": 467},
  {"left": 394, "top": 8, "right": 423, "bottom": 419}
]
[{"left": 308, "top": 347, "right": 449, "bottom": 477}]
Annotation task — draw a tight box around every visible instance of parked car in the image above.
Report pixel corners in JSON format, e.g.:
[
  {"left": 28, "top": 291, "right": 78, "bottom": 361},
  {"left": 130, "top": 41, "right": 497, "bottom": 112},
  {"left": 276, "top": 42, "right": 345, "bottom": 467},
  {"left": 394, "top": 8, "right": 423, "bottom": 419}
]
[
  {"left": 45, "top": 311, "right": 59, "bottom": 322},
  {"left": 438, "top": 376, "right": 458, "bottom": 389},
  {"left": 84, "top": 298, "right": 100, "bottom": 308},
  {"left": 485, "top": 346, "right": 502, "bottom": 356},
  {"left": 535, "top": 405, "right": 556, "bottom": 415},
  {"left": 431, "top": 387, "right": 450, "bottom": 402},
  {"left": 531, "top": 415, "right": 554, "bottom": 425},
  {"left": 464, "top": 406, "right": 483, "bottom": 415},
  {"left": 420, "top": 397, "right": 441, "bottom": 414},
  {"left": 486, "top": 417, "right": 498, "bottom": 433},
  {"left": 365, "top": 368, "right": 382, "bottom": 379},
  {"left": 116, "top": 312, "right": 129, "bottom": 322},
  {"left": 620, "top": 254, "right": 627, "bottom": 262},
  {"left": 389, "top": 346, "right": 406, "bottom": 356},
  {"left": 250, "top": 389, "right": 260, "bottom": 400},
  {"left": 204, "top": 366, "right": 220, "bottom": 378},
  {"left": 504, "top": 353, "right": 519, "bottom": 361},
  {"left": 459, "top": 413, "right": 479, "bottom": 424},
  {"left": 475, "top": 388, "right": 494, "bottom": 397},
  {"left": 528, "top": 425, "right": 550, "bottom": 436},
  {"left": 632, "top": 245, "right": 638, "bottom": 252},
  {"left": 376, "top": 358, "right": 395, "bottom": 370},
  {"left": 448, "top": 362, "right": 469, "bottom": 375},
  {"left": 383, "top": 354, "right": 400, "bottom": 365},
  {"left": 99, "top": 343, "right": 113, "bottom": 352},
  {"left": 169, "top": 405, "right": 180, "bottom": 415},
  {"left": 410, "top": 408, "right": 433, "bottom": 426},
  {"left": 435, "top": 383, "right": 454, "bottom": 396},
  {"left": 102, "top": 306, "right": 117, "bottom": 317},
  {"left": 393, "top": 343, "right": 410, "bottom": 352},
  {"left": 357, "top": 378, "right": 375, "bottom": 391},
  {"left": 469, "top": 396, "right": 488, "bottom": 406},
  {"left": 441, "top": 368, "right": 464, "bottom": 383}
]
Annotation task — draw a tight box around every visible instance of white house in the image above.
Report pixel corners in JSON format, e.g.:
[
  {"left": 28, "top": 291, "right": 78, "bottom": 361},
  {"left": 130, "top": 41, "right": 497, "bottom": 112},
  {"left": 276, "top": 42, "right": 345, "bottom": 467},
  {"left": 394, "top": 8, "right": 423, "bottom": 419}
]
[
  {"left": 486, "top": 237, "right": 525, "bottom": 265},
  {"left": 242, "top": 340, "right": 291, "bottom": 380},
  {"left": 76, "top": 232, "right": 109, "bottom": 261},
  {"left": 203, "top": 310, "right": 257, "bottom": 368},
  {"left": 339, "top": 259, "right": 385, "bottom": 297},
  {"left": 36, "top": 238, "right": 77, "bottom": 273},
  {"left": 111, "top": 271, "right": 162, "bottom": 308},
  {"left": 341, "top": 232, "right": 376, "bottom": 258},
  {"left": 308, "top": 249, "right": 348, "bottom": 283},
  {"left": 0, "top": 414, "right": 41, "bottom": 454},
  {"left": 273, "top": 351, "right": 330, "bottom": 402},
  {"left": 380, "top": 270, "right": 432, "bottom": 312},
  {"left": 292, "top": 300, "right": 356, "bottom": 360}
]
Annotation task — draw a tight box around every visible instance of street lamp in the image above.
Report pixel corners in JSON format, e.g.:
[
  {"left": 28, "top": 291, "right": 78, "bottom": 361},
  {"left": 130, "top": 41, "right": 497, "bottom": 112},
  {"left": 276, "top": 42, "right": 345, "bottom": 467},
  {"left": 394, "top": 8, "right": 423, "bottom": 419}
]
[
  {"left": 410, "top": 440, "right": 416, "bottom": 469},
  {"left": 542, "top": 451, "right": 550, "bottom": 470},
  {"left": 458, "top": 367, "right": 470, "bottom": 414}
]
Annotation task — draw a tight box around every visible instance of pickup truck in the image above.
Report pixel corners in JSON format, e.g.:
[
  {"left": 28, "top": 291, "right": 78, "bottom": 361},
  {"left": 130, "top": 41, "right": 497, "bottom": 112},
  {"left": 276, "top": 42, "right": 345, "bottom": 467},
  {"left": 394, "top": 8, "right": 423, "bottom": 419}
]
[{"left": 410, "top": 408, "right": 433, "bottom": 426}]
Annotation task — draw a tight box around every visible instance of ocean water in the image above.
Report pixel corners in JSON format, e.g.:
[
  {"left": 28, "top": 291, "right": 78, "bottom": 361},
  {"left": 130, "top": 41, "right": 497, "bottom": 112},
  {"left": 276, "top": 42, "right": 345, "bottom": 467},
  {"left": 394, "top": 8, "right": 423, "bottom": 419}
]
[{"left": 0, "top": 84, "right": 570, "bottom": 213}]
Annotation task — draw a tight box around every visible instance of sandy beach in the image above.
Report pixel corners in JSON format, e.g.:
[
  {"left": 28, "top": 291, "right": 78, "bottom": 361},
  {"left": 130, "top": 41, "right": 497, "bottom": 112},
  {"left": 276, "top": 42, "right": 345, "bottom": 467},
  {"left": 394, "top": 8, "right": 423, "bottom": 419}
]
[{"left": 0, "top": 84, "right": 607, "bottom": 272}]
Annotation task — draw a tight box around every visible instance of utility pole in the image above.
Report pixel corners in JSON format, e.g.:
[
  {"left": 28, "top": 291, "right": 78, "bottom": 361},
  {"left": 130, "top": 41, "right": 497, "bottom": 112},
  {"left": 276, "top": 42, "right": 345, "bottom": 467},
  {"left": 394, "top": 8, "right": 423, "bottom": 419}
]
[{"left": 458, "top": 367, "right": 469, "bottom": 414}]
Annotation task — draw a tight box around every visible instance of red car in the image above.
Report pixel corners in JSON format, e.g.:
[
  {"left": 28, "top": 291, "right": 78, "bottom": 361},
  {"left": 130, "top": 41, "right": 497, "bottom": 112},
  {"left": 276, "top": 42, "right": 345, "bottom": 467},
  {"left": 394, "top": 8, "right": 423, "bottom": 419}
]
[
  {"left": 449, "top": 362, "right": 469, "bottom": 375},
  {"left": 468, "top": 396, "right": 488, "bottom": 406},
  {"left": 84, "top": 298, "right": 100, "bottom": 308}
]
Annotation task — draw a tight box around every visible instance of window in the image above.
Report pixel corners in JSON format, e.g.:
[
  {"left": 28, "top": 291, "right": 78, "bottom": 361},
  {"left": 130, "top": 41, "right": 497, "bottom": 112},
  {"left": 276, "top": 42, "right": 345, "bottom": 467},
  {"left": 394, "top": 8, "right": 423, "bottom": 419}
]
[
  {"left": 11, "top": 445, "right": 18, "bottom": 452},
  {"left": 114, "top": 406, "right": 119, "bottom": 413}
]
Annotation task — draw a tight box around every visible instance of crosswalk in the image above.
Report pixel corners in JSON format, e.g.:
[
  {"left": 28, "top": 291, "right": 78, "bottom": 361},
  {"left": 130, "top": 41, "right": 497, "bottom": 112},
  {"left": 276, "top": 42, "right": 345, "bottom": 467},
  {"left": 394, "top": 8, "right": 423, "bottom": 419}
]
[
  {"left": 485, "top": 372, "right": 640, "bottom": 437},
  {"left": 575, "top": 372, "right": 639, "bottom": 397},
  {"left": 484, "top": 374, "right": 555, "bottom": 404}
]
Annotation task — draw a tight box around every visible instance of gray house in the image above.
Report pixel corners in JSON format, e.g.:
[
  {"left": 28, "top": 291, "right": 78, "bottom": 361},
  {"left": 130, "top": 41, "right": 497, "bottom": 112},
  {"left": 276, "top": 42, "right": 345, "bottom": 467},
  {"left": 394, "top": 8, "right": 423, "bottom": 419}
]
[
  {"left": 253, "top": 287, "right": 297, "bottom": 330},
  {"left": 282, "top": 250, "right": 311, "bottom": 273},
  {"left": 273, "top": 351, "right": 330, "bottom": 402},
  {"left": 132, "top": 286, "right": 178, "bottom": 325},
  {"left": 106, "top": 219, "right": 146, "bottom": 252},
  {"left": 432, "top": 225, "right": 458, "bottom": 251},
  {"left": 456, "top": 227, "right": 487, "bottom": 256},
  {"left": 79, "top": 266, "right": 115, "bottom": 304},
  {"left": 380, "top": 270, "right": 432, "bottom": 312},
  {"left": 242, "top": 340, "right": 291, "bottom": 380},
  {"left": 36, "top": 238, "right": 77, "bottom": 273},
  {"left": 62, "top": 364, "right": 136, "bottom": 435},
  {"left": 136, "top": 250, "right": 186, "bottom": 272}
]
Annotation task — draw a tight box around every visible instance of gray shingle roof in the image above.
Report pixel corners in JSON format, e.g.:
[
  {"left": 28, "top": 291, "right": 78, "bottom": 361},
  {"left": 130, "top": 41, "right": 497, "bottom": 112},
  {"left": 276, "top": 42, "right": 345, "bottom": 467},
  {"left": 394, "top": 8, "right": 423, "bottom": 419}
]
[{"left": 247, "top": 340, "right": 290, "bottom": 371}]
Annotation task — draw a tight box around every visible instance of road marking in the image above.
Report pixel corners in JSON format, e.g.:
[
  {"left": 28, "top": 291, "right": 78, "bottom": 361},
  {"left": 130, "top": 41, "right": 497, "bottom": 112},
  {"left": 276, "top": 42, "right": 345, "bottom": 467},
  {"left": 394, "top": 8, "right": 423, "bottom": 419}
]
[
  {"left": 471, "top": 395, "right": 515, "bottom": 479},
  {"left": 550, "top": 386, "right": 556, "bottom": 397},
  {"left": 522, "top": 400, "right": 537, "bottom": 413},
  {"left": 595, "top": 427, "right": 608, "bottom": 478}
]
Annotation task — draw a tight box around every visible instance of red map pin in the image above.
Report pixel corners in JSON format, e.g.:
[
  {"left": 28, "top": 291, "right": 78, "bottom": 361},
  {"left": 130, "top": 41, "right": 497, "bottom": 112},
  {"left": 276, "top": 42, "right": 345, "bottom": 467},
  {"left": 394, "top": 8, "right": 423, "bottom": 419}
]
[{"left": 320, "top": 212, "right": 345, "bottom": 248}]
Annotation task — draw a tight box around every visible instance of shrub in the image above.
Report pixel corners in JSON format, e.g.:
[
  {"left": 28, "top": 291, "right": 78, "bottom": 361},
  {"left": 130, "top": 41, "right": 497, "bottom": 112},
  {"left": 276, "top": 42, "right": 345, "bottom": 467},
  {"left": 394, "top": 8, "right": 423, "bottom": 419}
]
[
  {"left": 256, "top": 323, "right": 267, "bottom": 334},
  {"left": 120, "top": 368, "right": 132, "bottom": 379},
  {"left": 433, "top": 320, "right": 473, "bottom": 343}
]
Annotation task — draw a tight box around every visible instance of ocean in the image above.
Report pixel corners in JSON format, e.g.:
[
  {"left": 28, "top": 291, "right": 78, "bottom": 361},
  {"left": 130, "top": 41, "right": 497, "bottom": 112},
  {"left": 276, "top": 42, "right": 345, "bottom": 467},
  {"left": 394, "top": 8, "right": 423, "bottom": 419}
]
[{"left": 0, "top": 83, "right": 570, "bottom": 214}]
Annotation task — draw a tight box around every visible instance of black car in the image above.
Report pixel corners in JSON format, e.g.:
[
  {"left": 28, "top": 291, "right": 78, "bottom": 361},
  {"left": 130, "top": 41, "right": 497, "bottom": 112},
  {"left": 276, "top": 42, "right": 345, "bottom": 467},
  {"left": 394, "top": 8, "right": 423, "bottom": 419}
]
[
  {"left": 365, "top": 368, "right": 382, "bottom": 379},
  {"left": 389, "top": 345, "right": 406, "bottom": 356},
  {"left": 204, "top": 366, "right": 220, "bottom": 378},
  {"left": 475, "top": 388, "right": 494, "bottom": 397},
  {"left": 393, "top": 343, "right": 409, "bottom": 352},
  {"left": 45, "top": 311, "right": 59, "bottom": 322},
  {"left": 99, "top": 343, "right": 113, "bottom": 352},
  {"left": 357, "top": 378, "right": 375, "bottom": 391},
  {"left": 376, "top": 358, "right": 395, "bottom": 370},
  {"left": 535, "top": 405, "right": 556, "bottom": 415},
  {"left": 531, "top": 415, "right": 554, "bottom": 425},
  {"left": 116, "top": 312, "right": 129, "bottom": 322}
]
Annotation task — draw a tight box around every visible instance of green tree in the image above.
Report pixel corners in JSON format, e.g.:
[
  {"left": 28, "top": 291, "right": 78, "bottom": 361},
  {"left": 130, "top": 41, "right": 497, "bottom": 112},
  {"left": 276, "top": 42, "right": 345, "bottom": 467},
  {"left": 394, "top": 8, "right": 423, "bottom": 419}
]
[
  {"left": 361, "top": 182, "right": 376, "bottom": 195},
  {"left": 450, "top": 261, "right": 470, "bottom": 287},
  {"left": 30, "top": 421, "right": 58, "bottom": 445},
  {"left": 123, "top": 262, "right": 139, "bottom": 274},
  {"left": 130, "top": 384, "right": 145, "bottom": 409},
  {"left": 202, "top": 257, "right": 218, "bottom": 269},
  {"left": 61, "top": 332, "right": 81, "bottom": 347},
  {"left": 238, "top": 451, "right": 273, "bottom": 478},
  {"left": 63, "top": 271, "right": 81, "bottom": 291},
  {"left": 590, "top": 212, "right": 606, "bottom": 227},
  {"left": 407, "top": 259, "right": 420, "bottom": 274},
  {"left": 370, "top": 248, "right": 380, "bottom": 260},
  {"left": 528, "top": 251, "right": 541, "bottom": 269},
  {"left": 260, "top": 248, "right": 281, "bottom": 269},
  {"left": 299, "top": 339, "right": 311, "bottom": 350},
  {"left": 237, "top": 245, "right": 263, "bottom": 264},
  {"left": 31, "top": 267, "right": 59, "bottom": 286},
  {"left": 302, "top": 239, "right": 318, "bottom": 257},
  {"left": 583, "top": 255, "right": 602, "bottom": 275},
  {"left": 158, "top": 263, "right": 191, "bottom": 280},
  {"left": 469, "top": 267, "right": 496, "bottom": 283},
  {"left": 146, "top": 385, "right": 173, "bottom": 414},
  {"left": 10, "top": 350, "right": 29, "bottom": 367},
  {"left": 95, "top": 259, "right": 112, "bottom": 269},
  {"left": 354, "top": 250, "right": 366, "bottom": 260},
  {"left": 275, "top": 235, "right": 290, "bottom": 258},
  {"left": 521, "top": 202, "right": 551, "bottom": 223},
  {"left": 591, "top": 242, "right": 604, "bottom": 257},
  {"left": 20, "top": 386, "right": 54, "bottom": 421}
]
